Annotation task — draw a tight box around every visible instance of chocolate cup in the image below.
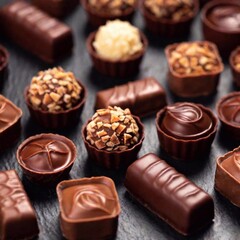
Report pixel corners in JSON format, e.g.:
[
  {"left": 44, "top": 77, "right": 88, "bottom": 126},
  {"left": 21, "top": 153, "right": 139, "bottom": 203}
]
[
  {"left": 156, "top": 103, "right": 218, "bottom": 161},
  {"left": 82, "top": 115, "right": 145, "bottom": 169},
  {"left": 202, "top": 0, "right": 240, "bottom": 58},
  {"left": 216, "top": 92, "right": 240, "bottom": 140},
  {"left": 86, "top": 30, "right": 148, "bottom": 78},
  {"left": 230, "top": 47, "right": 240, "bottom": 88},
  {"left": 215, "top": 146, "right": 240, "bottom": 207},
  {"left": 24, "top": 80, "right": 87, "bottom": 129},
  {"left": 81, "top": 0, "right": 137, "bottom": 28},
  {"left": 0, "top": 45, "right": 9, "bottom": 82},
  {"left": 16, "top": 133, "right": 77, "bottom": 184},
  {"left": 165, "top": 41, "right": 224, "bottom": 98},
  {"left": 140, "top": 0, "right": 199, "bottom": 37},
  {"left": 56, "top": 177, "right": 121, "bottom": 240}
]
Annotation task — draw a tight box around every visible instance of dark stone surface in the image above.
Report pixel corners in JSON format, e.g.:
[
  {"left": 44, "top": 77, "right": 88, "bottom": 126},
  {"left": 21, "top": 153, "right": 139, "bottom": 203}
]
[{"left": 0, "top": 1, "right": 239, "bottom": 239}]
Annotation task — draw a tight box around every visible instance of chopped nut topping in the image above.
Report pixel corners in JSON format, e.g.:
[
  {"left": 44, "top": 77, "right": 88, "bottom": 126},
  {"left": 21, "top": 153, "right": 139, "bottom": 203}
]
[
  {"left": 28, "top": 67, "right": 82, "bottom": 112},
  {"left": 233, "top": 49, "right": 240, "bottom": 71},
  {"left": 168, "top": 42, "right": 222, "bottom": 76},
  {"left": 86, "top": 106, "right": 140, "bottom": 151},
  {"left": 144, "top": 0, "right": 194, "bottom": 20}
]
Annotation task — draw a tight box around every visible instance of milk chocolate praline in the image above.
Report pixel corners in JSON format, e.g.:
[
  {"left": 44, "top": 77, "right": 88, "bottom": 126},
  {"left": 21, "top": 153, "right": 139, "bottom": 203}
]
[
  {"left": 140, "top": 0, "right": 199, "bottom": 37},
  {"left": 17, "top": 133, "right": 77, "bottom": 184},
  {"left": 82, "top": 106, "right": 144, "bottom": 169},
  {"left": 215, "top": 146, "right": 240, "bottom": 207},
  {"left": 230, "top": 47, "right": 240, "bottom": 87},
  {"left": 82, "top": 0, "right": 137, "bottom": 27},
  {"left": 25, "top": 67, "right": 87, "bottom": 129},
  {"left": 156, "top": 102, "right": 218, "bottom": 160},
  {"left": 202, "top": 0, "right": 240, "bottom": 57},
  {"left": 217, "top": 92, "right": 240, "bottom": 140},
  {"left": 0, "top": 45, "right": 9, "bottom": 82}
]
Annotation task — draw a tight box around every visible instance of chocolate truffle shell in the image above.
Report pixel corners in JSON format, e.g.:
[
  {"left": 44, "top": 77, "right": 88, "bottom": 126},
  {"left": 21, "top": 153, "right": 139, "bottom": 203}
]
[
  {"left": 0, "top": 45, "right": 9, "bottom": 82},
  {"left": 165, "top": 41, "right": 224, "bottom": 98},
  {"left": 202, "top": 0, "right": 240, "bottom": 57},
  {"left": 86, "top": 30, "right": 148, "bottom": 78},
  {"left": 82, "top": 115, "right": 144, "bottom": 169},
  {"left": 17, "top": 133, "right": 77, "bottom": 184},
  {"left": 25, "top": 80, "right": 87, "bottom": 129},
  {"left": 230, "top": 47, "right": 240, "bottom": 88},
  {"left": 156, "top": 103, "right": 218, "bottom": 161},
  {"left": 140, "top": 0, "right": 199, "bottom": 37},
  {"left": 81, "top": 0, "right": 137, "bottom": 28},
  {"left": 215, "top": 146, "right": 240, "bottom": 207}
]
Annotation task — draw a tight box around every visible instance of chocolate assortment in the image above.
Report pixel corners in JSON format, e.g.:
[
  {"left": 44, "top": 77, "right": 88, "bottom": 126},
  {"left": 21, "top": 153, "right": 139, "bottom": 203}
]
[
  {"left": 125, "top": 153, "right": 214, "bottom": 236},
  {"left": 0, "top": 1, "right": 73, "bottom": 63},
  {"left": 95, "top": 77, "right": 167, "bottom": 117},
  {"left": 0, "top": 170, "right": 39, "bottom": 239},
  {"left": 57, "top": 177, "right": 121, "bottom": 240}
]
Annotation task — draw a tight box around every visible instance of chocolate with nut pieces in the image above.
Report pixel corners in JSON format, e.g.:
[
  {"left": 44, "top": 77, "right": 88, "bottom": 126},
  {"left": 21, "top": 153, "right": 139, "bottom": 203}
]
[
  {"left": 230, "top": 47, "right": 240, "bottom": 87},
  {"left": 165, "top": 41, "right": 224, "bottom": 97}
]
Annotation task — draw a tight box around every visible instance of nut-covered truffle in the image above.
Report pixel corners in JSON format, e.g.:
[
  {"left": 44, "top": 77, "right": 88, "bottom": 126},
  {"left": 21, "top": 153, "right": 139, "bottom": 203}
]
[
  {"left": 144, "top": 0, "right": 195, "bottom": 20},
  {"left": 27, "top": 67, "right": 82, "bottom": 112},
  {"left": 93, "top": 20, "right": 143, "bottom": 61},
  {"left": 86, "top": 106, "right": 140, "bottom": 151},
  {"left": 88, "top": 0, "right": 136, "bottom": 16},
  {"left": 232, "top": 49, "right": 240, "bottom": 71}
]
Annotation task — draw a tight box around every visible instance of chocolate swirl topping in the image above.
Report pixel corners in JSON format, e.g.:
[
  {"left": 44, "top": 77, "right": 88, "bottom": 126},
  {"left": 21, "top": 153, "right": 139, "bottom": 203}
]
[{"left": 160, "top": 103, "right": 213, "bottom": 139}]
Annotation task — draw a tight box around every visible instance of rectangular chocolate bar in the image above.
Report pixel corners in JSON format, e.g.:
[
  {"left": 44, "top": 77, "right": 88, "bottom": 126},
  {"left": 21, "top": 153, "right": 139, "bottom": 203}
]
[
  {"left": 0, "top": 170, "right": 39, "bottom": 239},
  {"left": 32, "top": 0, "right": 79, "bottom": 18},
  {"left": 95, "top": 77, "right": 167, "bottom": 117},
  {"left": 0, "top": 1, "right": 73, "bottom": 63},
  {"left": 124, "top": 153, "right": 214, "bottom": 236}
]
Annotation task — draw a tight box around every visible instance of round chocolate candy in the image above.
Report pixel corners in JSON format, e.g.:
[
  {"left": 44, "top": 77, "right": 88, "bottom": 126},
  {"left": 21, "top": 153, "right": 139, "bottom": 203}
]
[{"left": 17, "top": 133, "right": 77, "bottom": 184}]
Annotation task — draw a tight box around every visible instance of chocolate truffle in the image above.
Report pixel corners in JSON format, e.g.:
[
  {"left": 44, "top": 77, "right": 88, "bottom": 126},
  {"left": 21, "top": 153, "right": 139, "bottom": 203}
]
[
  {"left": 82, "top": 0, "right": 137, "bottom": 27},
  {"left": 0, "top": 45, "right": 9, "bottom": 82},
  {"left": 217, "top": 92, "right": 240, "bottom": 139},
  {"left": 156, "top": 102, "right": 218, "bottom": 160},
  {"left": 57, "top": 177, "right": 121, "bottom": 240},
  {"left": 25, "top": 67, "right": 86, "bottom": 128},
  {"left": 17, "top": 133, "right": 77, "bottom": 184},
  {"left": 202, "top": 0, "right": 240, "bottom": 57},
  {"left": 0, "top": 95, "right": 22, "bottom": 152},
  {"left": 87, "top": 20, "right": 148, "bottom": 77},
  {"left": 82, "top": 106, "right": 144, "bottom": 169},
  {"left": 165, "top": 41, "right": 224, "bottom": 97},
  {"left": 141, "top": 0, "right": 199, "bottom": 37},
  {"left": 230, "top": 47, "right": 240, "bottom": 87},
  {"left": 215, "top": 146, "right": 240, "bottom": 207}
]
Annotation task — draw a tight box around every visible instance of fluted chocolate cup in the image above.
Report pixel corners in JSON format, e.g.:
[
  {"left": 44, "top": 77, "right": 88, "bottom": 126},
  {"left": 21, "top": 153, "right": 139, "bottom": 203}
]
[
  {"left": 230, "top": 47, "right": 240, "bottom": 88},
  {"left": 86, "top": 31, "right": 148, "bottom": 78},
  {"left": 25, "top": 80, "right": 87, "bottom": 129},
  {"left": 82, "top": 115, "right": 144, "bottom": 169},
  {"left": 0, "top": 45, "right": 9, "bottom": 82},
  {"left": 140, "top": 0, "right": 199, "bottom": 37},
  {"left": 156, "top": 102, "right": 218, "bottom": 161},
  {"left": 81, "top": 0, "right": 137, "bottom": 28}
]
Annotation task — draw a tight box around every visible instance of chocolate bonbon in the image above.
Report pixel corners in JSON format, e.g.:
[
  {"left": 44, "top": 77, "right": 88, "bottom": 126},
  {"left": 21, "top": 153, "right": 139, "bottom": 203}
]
[
  {"left": 0, "top": 95, "right": 22, "bottom": 152},
  {"left": 230, "top": 47, "right": 240, "bottom": 87},
  {"left": 0, "top": 45, "right": 9, "bottom": 82},
  {"left": 0, "top": 170, "right": 39, "bottom": 239},
  {"left": 125, "top": 153, "right": 214, "bottom": 236},
  {"left": 32, "top": 0, "right": 79, "bottom": 18},
  {"left": 215, "top": 146, "right": 240, "bottom": 207},
  {"left": 156, "top": 102, "right": 218, "bottom": 160},
  {"left": 0, "top": 1, "right": 73, "bottom": 63},
  {"left": 95, "top": 77, "right": 167, "bottom": 117},
  {"left": 57, "top": 177, "right": 121, "bottom": 240},
  {"left": 17, "top": 133, "right": 77, "bottom": 184}
]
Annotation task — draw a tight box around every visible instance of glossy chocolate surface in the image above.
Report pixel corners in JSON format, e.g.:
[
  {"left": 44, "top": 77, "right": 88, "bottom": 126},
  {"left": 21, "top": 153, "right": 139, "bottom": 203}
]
[
  {"left": 125, "top": 153, "right": 214, "bottom": 236},
  {"left": 0, "top": 170, "right": 39, "bottom": 239},
  {"left": 160, "top": 102, "right": 214, "bottom": 140},
  {"left": 57, "top": 177, "right": 121, "bottom": 240},
  {"left": 0, "top": 1, "right": 73, "bottom": 63},
  {"left": 95, "top": 77, "right": 167, "bottom": 117}
]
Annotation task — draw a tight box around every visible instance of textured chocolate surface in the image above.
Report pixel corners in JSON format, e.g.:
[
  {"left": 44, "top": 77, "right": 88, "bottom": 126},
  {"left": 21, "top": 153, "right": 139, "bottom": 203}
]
[
  {"left": 0, "top": 170, "right": 39, "bottom": 239},
  {"left": 57, "top": 177, "right": 121, "bottom": 240},
  {"left": 0, "top": 1, "right": 73, "bottom": 63},
  {"left": 125, "top": 153, "right": 214, "bottom": 236},
  {"left": 95, "top": 77, "right": 167, "bottom": 117}
]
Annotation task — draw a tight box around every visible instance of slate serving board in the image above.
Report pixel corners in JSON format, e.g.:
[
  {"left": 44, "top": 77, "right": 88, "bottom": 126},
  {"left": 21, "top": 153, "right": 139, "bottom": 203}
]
[{"left": 0, "top": 1, "right": 239, "bottom": 239}]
